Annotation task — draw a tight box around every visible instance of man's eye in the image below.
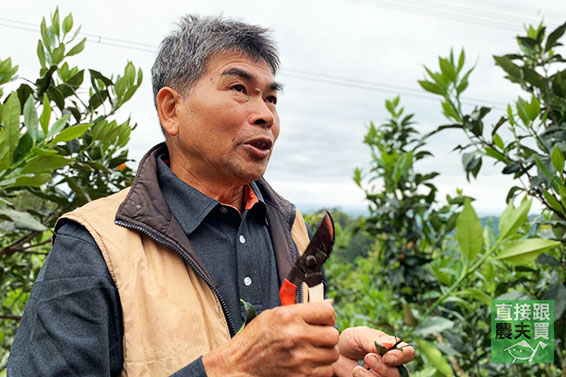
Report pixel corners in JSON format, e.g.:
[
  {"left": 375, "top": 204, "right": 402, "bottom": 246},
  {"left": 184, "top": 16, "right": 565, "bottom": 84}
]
[
  {"left": 266, "top": 95, "right": 277, "bottom": 105},
  {"left": 232, "top": 84, "right": 246, "bottom": 93}
]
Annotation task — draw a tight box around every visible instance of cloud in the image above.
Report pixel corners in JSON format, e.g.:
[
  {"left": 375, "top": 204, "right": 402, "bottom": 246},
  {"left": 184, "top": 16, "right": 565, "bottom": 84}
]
[{"left": 3, "top": 0, "right": 562, "bottom": 215}]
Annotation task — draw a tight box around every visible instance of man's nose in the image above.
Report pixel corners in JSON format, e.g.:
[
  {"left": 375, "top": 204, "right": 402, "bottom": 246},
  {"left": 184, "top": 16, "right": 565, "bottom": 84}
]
[{"left": 249, "top": 98, "right": 275, "bottom": 128}]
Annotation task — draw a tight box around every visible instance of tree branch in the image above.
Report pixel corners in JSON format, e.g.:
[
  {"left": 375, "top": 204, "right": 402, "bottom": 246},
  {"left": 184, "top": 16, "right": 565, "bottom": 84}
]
[
  {"left": 0, "top": 314, "right": 22, "bottom": 321},
  {"left": 0, "top": 231, "right": 41, "bottom": 257}
]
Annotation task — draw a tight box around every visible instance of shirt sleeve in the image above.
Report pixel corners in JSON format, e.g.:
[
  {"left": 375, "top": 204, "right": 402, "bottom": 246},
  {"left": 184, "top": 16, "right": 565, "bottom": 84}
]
[
  {"left": 7, "top": 221, "right": 124, "bottom": 377},
  {"left": 7, "top": 221, "right": 210, "bottom": 377},
  {"left": 170, "top": 356, "right": 207, "bottom": 376}
]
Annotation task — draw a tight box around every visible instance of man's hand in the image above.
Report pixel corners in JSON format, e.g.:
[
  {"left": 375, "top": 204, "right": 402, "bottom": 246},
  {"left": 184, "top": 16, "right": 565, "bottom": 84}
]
[
  {"left": 333, "top": 326, "right": 414, "bottom": 377},
  {"left": 203, "top": 300, "right": 339, "bottom": 377}
]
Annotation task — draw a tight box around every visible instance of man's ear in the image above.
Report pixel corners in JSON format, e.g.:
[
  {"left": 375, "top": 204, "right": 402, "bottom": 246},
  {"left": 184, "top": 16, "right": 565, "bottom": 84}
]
[{"left": 156, "top": 87, "right": 183, "bottom": 137}]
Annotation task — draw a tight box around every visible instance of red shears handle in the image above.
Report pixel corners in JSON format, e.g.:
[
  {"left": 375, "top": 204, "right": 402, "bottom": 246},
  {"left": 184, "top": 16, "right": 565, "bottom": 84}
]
[{"left": 279, "top": 279, "right": 298, "bottom": 306}]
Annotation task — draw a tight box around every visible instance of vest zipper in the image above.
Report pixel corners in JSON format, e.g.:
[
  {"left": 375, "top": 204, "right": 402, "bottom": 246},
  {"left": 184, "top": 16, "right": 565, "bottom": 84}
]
[{"left": 115, "top": 219, "right": 236, "bottom": 336}]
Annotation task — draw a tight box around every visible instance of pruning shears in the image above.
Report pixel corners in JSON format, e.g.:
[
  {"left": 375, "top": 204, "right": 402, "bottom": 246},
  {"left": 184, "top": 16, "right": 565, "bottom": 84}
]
[{"left": 279, "top": 211, "right": 335, "bottom": 305}]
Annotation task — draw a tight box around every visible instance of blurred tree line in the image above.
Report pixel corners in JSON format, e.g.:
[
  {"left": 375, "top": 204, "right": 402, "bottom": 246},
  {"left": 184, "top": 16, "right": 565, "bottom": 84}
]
[{"left": 1, "top": 8, "right": 566, "bottom": 377}]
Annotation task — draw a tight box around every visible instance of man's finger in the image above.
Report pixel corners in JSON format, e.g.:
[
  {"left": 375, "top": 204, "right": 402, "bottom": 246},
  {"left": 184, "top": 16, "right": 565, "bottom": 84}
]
[
  {"left": 303, "top": 326, "right": 340, "bottom": 348},
  {"left": 363, "top": 353, "right": 402, "bottom": 377},
  {"left": 381, "top": 343, "right": 415, "bottom": 367},
  {"left": 288, "top": 300, "right": 336, "bottom": 326}
]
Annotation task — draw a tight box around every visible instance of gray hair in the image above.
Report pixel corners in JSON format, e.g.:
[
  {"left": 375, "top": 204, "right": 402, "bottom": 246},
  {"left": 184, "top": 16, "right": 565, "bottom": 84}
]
[{"left": 151, "top": 15, "right": 280, "bottom": 103}]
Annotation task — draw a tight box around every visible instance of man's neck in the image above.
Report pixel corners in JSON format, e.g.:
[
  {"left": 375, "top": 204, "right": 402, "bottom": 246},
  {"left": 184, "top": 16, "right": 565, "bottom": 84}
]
[{"left": 169, "top": 159, "right": 245, "bottom": 213}]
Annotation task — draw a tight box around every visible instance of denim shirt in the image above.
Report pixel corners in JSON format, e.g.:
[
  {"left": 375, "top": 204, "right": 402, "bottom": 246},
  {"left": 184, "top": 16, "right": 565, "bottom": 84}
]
[{"left": 8, "top": 156, "right": 281, "bottom": 377}]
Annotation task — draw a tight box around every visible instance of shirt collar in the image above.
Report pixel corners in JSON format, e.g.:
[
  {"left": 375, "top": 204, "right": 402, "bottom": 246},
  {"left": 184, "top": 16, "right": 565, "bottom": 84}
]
[{"left": 156, "top": 155, "right": 266, "bottom": 236}]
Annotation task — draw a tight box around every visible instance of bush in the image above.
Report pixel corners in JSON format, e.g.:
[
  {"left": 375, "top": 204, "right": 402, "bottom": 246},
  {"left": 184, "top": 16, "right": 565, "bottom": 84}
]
[{"left": 0, "top": 8, "right": 142, "bottom": 371}]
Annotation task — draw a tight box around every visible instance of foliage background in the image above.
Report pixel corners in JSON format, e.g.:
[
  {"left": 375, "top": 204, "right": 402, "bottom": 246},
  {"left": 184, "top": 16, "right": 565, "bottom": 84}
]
[{"left": 0, "top": 9, "right": 141, "bottom": 373}]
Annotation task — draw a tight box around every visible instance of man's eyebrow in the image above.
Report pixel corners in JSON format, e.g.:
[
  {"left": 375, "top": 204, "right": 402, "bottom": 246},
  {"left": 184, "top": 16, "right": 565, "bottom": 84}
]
[
  {"left": 222, "top": 68, "right": 253, "bottom": 80},
  {"left": 221, "top": 68, "right": 283, "bottom": 92},
  {"left": 270, "top": 82, "right": 283, "bottom": 92}
]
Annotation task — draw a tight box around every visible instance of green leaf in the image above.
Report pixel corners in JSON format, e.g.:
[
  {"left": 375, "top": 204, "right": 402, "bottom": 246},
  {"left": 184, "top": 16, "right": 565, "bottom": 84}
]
[
  {"left": 46, "top": 114, "right": 70, "bottom": 139},
  {"left": 455, "top": 288, "right": 491, "bottom": 305},
  {"left": 37, "top": 40, "right": 46, "bottom": 69},
  {"left": 52, "top": 7, "right": 60, "bottom": 38},
  {"left": 51, "top": 44, "right": 65, "bottom": 65},
  {"left": 398, "top": 366, "right": 409, "bottom": 377},
  {"left": 525, "top": 96, "right": 540, "bottom": 121},
  {"left": 236, "top": 299, "right": 257, "bottom": 335},
  {"left": 551, "top": 146, "right": 564, "bottom": 173},
  {"left": 67, "top": 38, "right": 86, "bottom": 57},
  {"left": 416, "top": 339, "right": 454, "bottom": 377},
  {"left": 494, "top": 55, "right": 522, "bottom": 82},
  {"left": 62, "top": 13, "right": 74, "bottom": 35},
  {"left": 534, "top": 155, "right": 564, "bottom": 191},
  {"left": 0, "top": 208, "right": 47, "bottom": 231},
  {"left": 39, "top": 93, "right": 51, "bottom": 134},
  {"left": 21, "top": 155, "right": 73, "bottom": 174},
  {"left": 456, "top": 199, "right": 483, "bottom": 260},
  {"left": 492, "top": 133, "right": 504, "bottom": 149},
  {"left": 496, "top": 238, "right": 561, "bottom": 264},
  {"left": 536, "top": 253, "right": 560, "bottom": 266},
  {"left": 50, "top": 123, "right": 91, "bottom": 144},
  {"left": 415, "top": 316, "right": 455, "bottom": 337},
  {"left": 506, "top": 104, "right": 516, "bottom": 126},
  {"left": 455, "top": 80, "right": 468, "bottom": 95},
  {"left": 499, "top": 198, "right": 531, "bottom": 239},
  {"left": 23, "top": 95, "right": 38, "bottom": 143},
  {"left": 124, "top": 61, "right": 135, "bottom": 84},
  {"left": 439, "top": 57, "right": 457, "bottom": 82},
  {"left": 545, "top": 21, "right": 566, "bottom": 52},
  {"left": 523, "top": 67, "right": 545, "bottom": 89},
  {"left": 2, "top": 173, "right": 50, "bottom": 188},
  {"left": 40, "top": 17, "right": 51, "bottom": 52},
  {"left": 457, "top": 49, "right": 465, "bottom": 73},
  {"left": 30, "top": 147, "right": 58, "bottom": 156},
  {"left": 2, "top": 92, "right": 21, "bottom": 155},
  {"left": 115, "top": 76, "right": 127, "bottom": 99},
  {"left": 441, "top": 100, "right": 461, "bottom": 122},
  {"left": 516, "top": 97, "right": 530, "bottom": 125},
  {"left": 418, "top": 80, "right": 445, "bottom": 95},
  {"left": 13, "top": 133, "right": 33, "bottom": 163},
  {"left": 542, "top": 190, "right": 565, "bottom": 215},
  {"left": 542, "top": 283, "right": 566, "bottom": 319}
]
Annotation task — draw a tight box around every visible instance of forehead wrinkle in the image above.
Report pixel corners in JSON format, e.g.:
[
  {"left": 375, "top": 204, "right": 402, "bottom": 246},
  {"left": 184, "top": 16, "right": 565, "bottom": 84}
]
[{"left": 221, "top": 68, "right": 254, "bottom": 81}]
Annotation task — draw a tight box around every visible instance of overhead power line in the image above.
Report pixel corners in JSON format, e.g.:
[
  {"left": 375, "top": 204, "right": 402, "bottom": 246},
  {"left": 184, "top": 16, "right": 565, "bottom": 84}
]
[
  {"left": 0, "top": 16, "right": 511, "bottom": 110},
  {"left": 347, "top": 0, "right": 564, "bottom": 32}
]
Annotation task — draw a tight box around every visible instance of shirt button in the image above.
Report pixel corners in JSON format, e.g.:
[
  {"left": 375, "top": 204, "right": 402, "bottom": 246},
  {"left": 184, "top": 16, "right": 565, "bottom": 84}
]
[
  {"left": 244, "top": 276, "right": 252, "bottom": 286},
  {"left": 219, "top": 207, "right": 228, "bottom": 214},
  {"left": 239, "top": 235, "right": 246, "bottom": 244}
]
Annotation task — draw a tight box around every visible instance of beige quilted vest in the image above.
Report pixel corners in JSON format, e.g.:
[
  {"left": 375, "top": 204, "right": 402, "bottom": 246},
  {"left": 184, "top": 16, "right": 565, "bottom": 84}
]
[{"left": 59, "top": 187, "right": 310, "bottom": 377}]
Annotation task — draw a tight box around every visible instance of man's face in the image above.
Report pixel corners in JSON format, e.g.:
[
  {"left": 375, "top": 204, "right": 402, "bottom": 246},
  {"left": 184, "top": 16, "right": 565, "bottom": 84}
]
[{"left": 172, "top": 52, "right": 280, "bottom": 187}]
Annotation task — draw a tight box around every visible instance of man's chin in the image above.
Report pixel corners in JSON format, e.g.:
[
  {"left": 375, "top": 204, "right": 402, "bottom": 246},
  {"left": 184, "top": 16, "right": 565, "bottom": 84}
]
[{"left": 236, "top": 166, "right": 267, "bottom": 184}]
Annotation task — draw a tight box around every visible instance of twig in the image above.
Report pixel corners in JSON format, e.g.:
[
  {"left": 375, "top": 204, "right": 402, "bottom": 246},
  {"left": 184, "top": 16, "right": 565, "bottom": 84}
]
[
  {"left": 17, "top": 250, "right": 49, "bottom": 255},
  {"left": 21, "top": 240, "right": 51, "bottom": 250},
  {"left": 0, "top": 231, "right": 41, "bottom": 257},
  {"left": 434, "top": 333, "right": 467, "bottom": 377},
  {"left": 0, "top": 314, "right": 22, "bottom": 320}
]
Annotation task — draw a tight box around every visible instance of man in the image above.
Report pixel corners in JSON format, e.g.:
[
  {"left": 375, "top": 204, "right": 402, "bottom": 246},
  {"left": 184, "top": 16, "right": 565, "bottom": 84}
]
[{"left": 8, "top": 15, "right": 414, "bottom": 377}]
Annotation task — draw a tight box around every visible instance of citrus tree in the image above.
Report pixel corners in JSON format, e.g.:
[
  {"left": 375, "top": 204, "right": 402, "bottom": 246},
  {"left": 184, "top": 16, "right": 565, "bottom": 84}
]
[
  {"left": 0, "top": 8, "right": 142, "bottom": 371},
  {"left": 325, "top": 21, "right": 566, "bottom": 377}
]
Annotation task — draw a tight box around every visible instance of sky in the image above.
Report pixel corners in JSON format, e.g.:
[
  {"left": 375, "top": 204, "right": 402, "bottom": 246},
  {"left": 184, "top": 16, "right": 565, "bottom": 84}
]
[{"left": 3, "top": 0, "right": 566, "bottom": 215}]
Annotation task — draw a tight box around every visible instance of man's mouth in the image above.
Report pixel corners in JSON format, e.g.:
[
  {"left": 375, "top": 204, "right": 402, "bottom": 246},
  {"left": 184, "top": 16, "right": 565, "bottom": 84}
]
[
  {"left": 244, "top": 137, "right": 274, "bottom": 158},
  {"left": 246, "top": 137, "right": 273, "bottom": 150},
  {"left": 249, "top": 140, "right": 272, "bottom": 151}
]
